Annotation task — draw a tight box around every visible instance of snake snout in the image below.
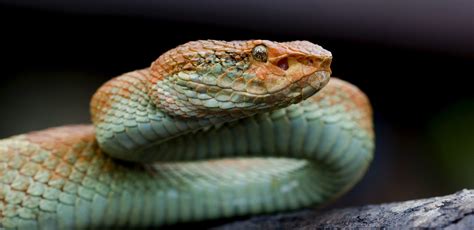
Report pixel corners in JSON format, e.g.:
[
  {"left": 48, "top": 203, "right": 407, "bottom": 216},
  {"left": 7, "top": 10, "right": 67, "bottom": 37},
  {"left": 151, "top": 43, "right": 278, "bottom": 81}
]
[{"left": 319, "top": 56, "right": 332, "bottom": 74}]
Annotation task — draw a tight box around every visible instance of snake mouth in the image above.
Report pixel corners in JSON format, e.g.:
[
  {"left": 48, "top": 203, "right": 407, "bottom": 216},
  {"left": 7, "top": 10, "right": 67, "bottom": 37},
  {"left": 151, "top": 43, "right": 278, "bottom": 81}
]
[
  {"left": 220, "top": 70, "right": 331, "bottom": 111},
  {"left": 269, "top": 70, "right": 330, "bottom": 97},
  {"left": 301, "top": 70, "right": 331, "bottom": 94},
  {"left": 225, "top": 70, "right": 330, "bottom": 98},
  {"left": 271, "top": 70, "right": 331, "bottom": 102}
]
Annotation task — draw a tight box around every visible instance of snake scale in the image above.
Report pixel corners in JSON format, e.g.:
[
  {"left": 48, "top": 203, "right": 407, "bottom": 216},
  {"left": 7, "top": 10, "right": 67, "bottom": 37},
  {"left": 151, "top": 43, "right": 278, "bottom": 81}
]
[{"left": 0, "top": 40, "right": 374, "bottom": 229}]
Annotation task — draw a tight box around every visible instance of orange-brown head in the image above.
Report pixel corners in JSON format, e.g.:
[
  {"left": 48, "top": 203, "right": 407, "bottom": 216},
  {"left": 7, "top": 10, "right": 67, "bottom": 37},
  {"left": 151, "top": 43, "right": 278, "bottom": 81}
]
[{"left": 149, "top": 39, "right": 333, "bottom": 118}]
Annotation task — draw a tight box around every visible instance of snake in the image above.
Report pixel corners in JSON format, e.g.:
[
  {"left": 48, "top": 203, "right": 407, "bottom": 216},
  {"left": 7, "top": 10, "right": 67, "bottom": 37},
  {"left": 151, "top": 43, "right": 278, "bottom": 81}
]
[{"left": 0, "top": 40, "right": 374, "bottom": 229}]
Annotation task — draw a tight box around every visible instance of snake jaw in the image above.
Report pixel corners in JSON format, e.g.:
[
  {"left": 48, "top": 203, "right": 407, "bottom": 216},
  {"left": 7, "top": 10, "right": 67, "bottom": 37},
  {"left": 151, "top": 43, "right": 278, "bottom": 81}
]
[{"left": 307, "top": 70, "right": 331, "bottom": 95}]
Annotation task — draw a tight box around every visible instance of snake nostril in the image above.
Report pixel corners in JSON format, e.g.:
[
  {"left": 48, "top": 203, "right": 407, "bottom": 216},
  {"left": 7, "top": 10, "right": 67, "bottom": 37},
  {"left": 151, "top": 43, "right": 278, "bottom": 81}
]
[{"left": 277, "top": 57, "right": 289, "bottom": 70}]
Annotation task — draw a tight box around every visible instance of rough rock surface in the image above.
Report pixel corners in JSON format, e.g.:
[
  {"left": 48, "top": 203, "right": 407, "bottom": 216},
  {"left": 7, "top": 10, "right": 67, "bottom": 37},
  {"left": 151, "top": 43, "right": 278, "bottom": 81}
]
[{"left": 213, "top": 189, "right": 474, "bottom": 229}]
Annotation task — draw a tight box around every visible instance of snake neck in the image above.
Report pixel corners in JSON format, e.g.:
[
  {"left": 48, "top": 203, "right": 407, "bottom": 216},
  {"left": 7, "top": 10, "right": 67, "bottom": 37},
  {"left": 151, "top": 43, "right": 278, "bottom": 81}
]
[
  {"left": 91, "top": 69, "right": 243, "bottom": 162},
  {"left": 149, "top": 70, "right": 253, "bottom": 120}
]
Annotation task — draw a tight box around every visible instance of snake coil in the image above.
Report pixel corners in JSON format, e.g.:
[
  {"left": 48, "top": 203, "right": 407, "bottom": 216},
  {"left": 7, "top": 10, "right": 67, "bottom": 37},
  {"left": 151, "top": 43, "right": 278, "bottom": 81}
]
[{"left": 0, "top": 40, "right": 374, "bottom": 229}]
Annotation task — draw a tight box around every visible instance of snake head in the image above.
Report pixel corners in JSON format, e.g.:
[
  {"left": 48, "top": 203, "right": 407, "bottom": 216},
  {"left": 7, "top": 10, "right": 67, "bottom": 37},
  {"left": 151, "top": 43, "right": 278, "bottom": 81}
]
[{"left": 150, "top": 40, "right": 332, "bottom": 118}]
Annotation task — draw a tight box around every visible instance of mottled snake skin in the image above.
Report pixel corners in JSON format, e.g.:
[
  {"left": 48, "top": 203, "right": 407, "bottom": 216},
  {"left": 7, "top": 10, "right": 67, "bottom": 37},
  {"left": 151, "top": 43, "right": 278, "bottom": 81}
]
[{"left": 0, "top": 40, "right": 374, "bottom": 229}]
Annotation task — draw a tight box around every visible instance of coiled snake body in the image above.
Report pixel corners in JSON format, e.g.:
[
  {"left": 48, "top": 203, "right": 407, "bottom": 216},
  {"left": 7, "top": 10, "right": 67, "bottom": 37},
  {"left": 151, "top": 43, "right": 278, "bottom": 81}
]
[{"left": 0, "top": 40, "right": 374, "bottom": 229}]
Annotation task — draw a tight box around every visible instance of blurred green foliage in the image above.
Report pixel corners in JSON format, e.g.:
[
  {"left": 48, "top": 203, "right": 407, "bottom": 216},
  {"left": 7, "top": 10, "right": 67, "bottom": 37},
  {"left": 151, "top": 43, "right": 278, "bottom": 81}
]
[{"left": 428, "top": 100, "right": 474, "bottom": 191}]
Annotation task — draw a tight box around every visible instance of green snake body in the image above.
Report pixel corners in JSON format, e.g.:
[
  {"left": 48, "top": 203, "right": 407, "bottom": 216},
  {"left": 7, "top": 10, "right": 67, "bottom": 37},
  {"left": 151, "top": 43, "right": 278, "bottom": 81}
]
[{"left": 0, "top": 40, "right": 374, "bottom": 229}]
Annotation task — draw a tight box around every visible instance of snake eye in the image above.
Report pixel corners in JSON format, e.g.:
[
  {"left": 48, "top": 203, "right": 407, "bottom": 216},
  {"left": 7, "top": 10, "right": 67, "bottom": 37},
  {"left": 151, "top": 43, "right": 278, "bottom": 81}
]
[{"left": 252, "top": 45, "right": 268, "bottom": 62}]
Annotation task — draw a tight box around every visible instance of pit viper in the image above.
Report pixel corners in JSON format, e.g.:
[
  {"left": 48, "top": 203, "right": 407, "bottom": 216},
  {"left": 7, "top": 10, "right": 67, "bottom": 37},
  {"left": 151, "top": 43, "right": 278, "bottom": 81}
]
[{"left": 0, "top": 40, "right": 374, "bottom": 229}]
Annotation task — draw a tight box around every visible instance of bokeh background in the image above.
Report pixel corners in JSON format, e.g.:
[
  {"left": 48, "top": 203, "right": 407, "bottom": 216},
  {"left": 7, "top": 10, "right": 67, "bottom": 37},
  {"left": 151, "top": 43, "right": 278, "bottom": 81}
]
[{"left": 1, "top": 0, "right": 473, "bottom": 220}]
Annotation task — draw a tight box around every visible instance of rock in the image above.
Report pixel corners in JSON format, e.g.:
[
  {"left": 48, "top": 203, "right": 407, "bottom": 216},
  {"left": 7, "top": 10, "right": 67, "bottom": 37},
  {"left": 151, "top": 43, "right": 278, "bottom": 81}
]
[{"left": 213, "top": 189, "right": 474, "bottom": 229}]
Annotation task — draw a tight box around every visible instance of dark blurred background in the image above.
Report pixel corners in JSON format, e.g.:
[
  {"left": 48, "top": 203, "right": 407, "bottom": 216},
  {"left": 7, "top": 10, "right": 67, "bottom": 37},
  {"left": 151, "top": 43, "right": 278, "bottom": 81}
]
[{"left": 1, "top": 0, "right": 473, "bottom": 216}]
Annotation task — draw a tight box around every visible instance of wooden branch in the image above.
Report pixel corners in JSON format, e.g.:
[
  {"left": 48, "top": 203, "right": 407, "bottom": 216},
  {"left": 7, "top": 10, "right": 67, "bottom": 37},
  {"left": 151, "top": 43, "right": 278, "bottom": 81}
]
[{"left": 213, "top": 189, "right": 474, "bottom": 229}]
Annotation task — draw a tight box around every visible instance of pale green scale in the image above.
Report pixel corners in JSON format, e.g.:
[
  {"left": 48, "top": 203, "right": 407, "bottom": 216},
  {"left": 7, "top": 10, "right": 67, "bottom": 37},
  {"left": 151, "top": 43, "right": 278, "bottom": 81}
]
[
  {"left": 241, "top": 117, "right": 261, "bottom": 154},
  {"left": 182, "top": 135, "right": 197, "bottom": 161},
  {"left": 334, "top": 139, "right": 363, "bottom": 170},
  {"left": 261, "top": 179, "right": 277, "bottom": 213},
  {"left": 315, "top": 123, "right": 341, "bottom": 160},
  {"left": 17, "top": 206, "right": 35, "bottom": 219},
  {"left": 232, "top": 122, "right": 249, "bottom": 155},
  {"left": 43, "top": 188, "right": 59, "bottom": 200},
  {"left": 91, "top": 195, "right": 108, "bottom": 227},
  {"left": 40, "top": 199, "right": 57, "bottom": 213},
  {"left": 125, "top": 126, "right": 149, "bottom": 146},
  {"left": 218, "top": 126, "right": 234, "bottom": 157},
  {"left": 307, "top": 169, "right": 333, "bottom": 197},
  {"left": 195, "top": 133, "right": 208, "bottom": 160},
  {"left": 151, "top": 190, "right": 166, "bottom": 225},
  {"left": 244, "top": 179, "right": 262, "bottom": 215},
  {"left": 324, "top": 129, "right": 353, "bottom": 165},
  {"left": 22, "top": 195, "right": 40, "bottom": 209},
  {"left": 301, "top": 118, "right": 324, "bottom": 156},
  {"left": 114, "top": 132, "right": 136, "bottom": 150},
  {"left": 242, "top": 73, "right": 256, "bottom": 80},
  {"left": 139, "top": 191, "right": 154, "bottom": 226},
  {"left": 258, "top": 114, "right": 277, "bottom": 155},
  {"left": 203, "top": 128, "right": 218, "bottom": 158},
  {"left": 341, "top": 146, "right": 371, "bottom": 175},
  {"left": 296, "top": 171, "right": 319, "bottom": 204},
  {"left": 236, "top": 182, "right": 253, "bottom": 215},
  {"left": 165, "top": 189, "right": 180, "bottom": 224},
  {"left": 1, "top": 170, "right": 15, "bottom": 185},
  {"left": 149, "top": 119, "right": 169, "bottom": 138},
  {"left": 6, "top": 190, "right": 22, "bottom": 205},
  {"left": 303, "top": 173, "right": 326, "bottom": 203},
  {"left": 178, "top": 190, "right": 193, "bottom": 222},
  {"left": 218, "top": 185, "right": 234, "bottom": 217},
  {"left": 74, "top": 198, "right": 91, "bottom": 227},
  {"left": 171, "top": 138, "right": 185, "bottom": 160},
  {"left": 274, "top": 114, "right": 291, "bottom": 155},
  {"left": 128, "top": 190, "right": 145, "bottom": 227},
  {"left": 288, "top": 114, "right": 308, "bottom": 155},
  {"left": 16, "top": 218, "right": 37, "bottom": 229}
]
